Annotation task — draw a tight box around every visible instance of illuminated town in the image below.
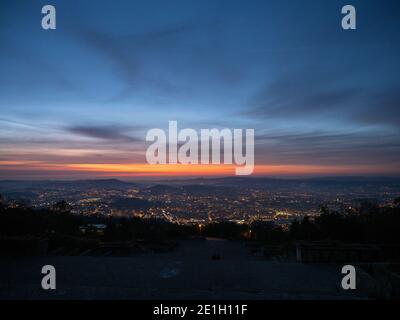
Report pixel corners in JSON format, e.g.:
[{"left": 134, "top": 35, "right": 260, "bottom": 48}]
[{"left": 1, "top": 177, "right": 398, "bottom": 230}]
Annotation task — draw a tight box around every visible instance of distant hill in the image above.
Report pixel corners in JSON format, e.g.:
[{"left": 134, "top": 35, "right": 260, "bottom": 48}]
[
  {"left": 0, "top": 179, "right": 140, "bottom": 193},
  {"left": 153, "top": 176, "right": 400, "bottom": 196},
  {"left": 176, "top": 176, "right": 400, "bottom": 188},
  {"left": 143, "top": 184, "right": 236, "bottom": 197},
  {"left": 1, "top": 176, "right": 399, "bottom": 199}
]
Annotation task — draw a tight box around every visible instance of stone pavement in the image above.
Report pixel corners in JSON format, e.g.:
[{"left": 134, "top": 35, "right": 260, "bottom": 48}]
[{"left": 0, "top": 238, "right": 367, "bottom": 299}]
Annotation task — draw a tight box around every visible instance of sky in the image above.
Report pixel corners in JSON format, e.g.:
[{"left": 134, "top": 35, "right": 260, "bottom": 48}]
[{"left": 0, "top": 0, "right": 399, "bottom": 179}]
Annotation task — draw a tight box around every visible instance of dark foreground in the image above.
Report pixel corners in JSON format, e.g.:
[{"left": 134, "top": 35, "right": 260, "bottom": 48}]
[{"left": 0, "top": 239, "right": 366, "bottom": 300}]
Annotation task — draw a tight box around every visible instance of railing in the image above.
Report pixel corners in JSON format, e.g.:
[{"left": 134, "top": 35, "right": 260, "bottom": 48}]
[{"left": 296, "top": 243, "right": 400, "bottom": 263}]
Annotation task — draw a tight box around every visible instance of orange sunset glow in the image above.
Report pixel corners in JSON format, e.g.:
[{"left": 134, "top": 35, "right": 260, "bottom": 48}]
[{"left": 0, "top": 161, "right": 397, "bottom": 178}]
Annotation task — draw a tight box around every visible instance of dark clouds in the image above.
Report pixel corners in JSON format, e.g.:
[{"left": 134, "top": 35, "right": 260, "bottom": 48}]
[
  {"left": 355, "top": 89, "right": 400, "bottom": 127},
  {"left": 74, "top": 23, "right": 195, "bottom": 84},
  {"left": 245, "top": 66, "right": 400, "bottom": 167},
  {"left": 255, "top": 130, "right": 400, "bottom": 166},
  {"left": 1, "top": 0, "right": 400, "bottom": 177},
  {"left": 65, "top": 125, "right": 141, "bottom": 142},
  {"left": 69, "top": 15, "right": 249, "bottom": 105},
  {"left": 246, "top": 71, "right": 358, "bottom": 117},
  {"left": 244, "top": 67, "right": 400, "bottom": 130}
]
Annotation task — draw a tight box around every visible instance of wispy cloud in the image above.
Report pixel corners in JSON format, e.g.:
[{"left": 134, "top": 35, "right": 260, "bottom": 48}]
[
  {"left": 244, "top": 65, "right": 400, "bottom": 130},
  {"left": 65, "top": 125, "right": 141, "bottom": 142}
]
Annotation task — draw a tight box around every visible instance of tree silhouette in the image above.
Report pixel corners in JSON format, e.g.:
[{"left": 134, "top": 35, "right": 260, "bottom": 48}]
[
  {"left": 289, "top": 219, "right": 301, "bottom": 239},
  {"left": 0, "top": 194, "right": 4, "bottom": 212},
  {"left": 51, "top": 200, "right": 72, "bottom": 213}
]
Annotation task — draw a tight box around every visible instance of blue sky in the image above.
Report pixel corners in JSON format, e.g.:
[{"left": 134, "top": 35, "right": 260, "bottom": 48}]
[{"left": 0, "top": 0, "right": 399, "bottom": 178}]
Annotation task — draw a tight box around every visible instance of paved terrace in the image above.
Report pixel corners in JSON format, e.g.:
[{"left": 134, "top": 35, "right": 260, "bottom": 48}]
[{"left": 0, "top": 238, "right": 366, "bottom": 299}]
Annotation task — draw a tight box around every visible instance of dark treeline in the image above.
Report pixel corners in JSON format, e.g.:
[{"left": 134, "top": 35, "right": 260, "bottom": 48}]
[
  {"left": 201, "top": 198, "right": 400, "bottom": 245},
  {"left": 102, "top": 217, "right": 197, "bottom": 242},
  {"left": 0, "top": 206, "right": 81, "bottom": 237},
  {"left": 1, "top": 197, "right": 400, "bottom": 249},
  {"left": 289, "top": 205, "right": 400, "bottom": 244}
]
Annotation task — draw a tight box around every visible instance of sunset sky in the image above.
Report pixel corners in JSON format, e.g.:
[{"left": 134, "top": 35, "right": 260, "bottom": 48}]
[{"left": 1, "top": 0, "right": 400, "bottom": 179}]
